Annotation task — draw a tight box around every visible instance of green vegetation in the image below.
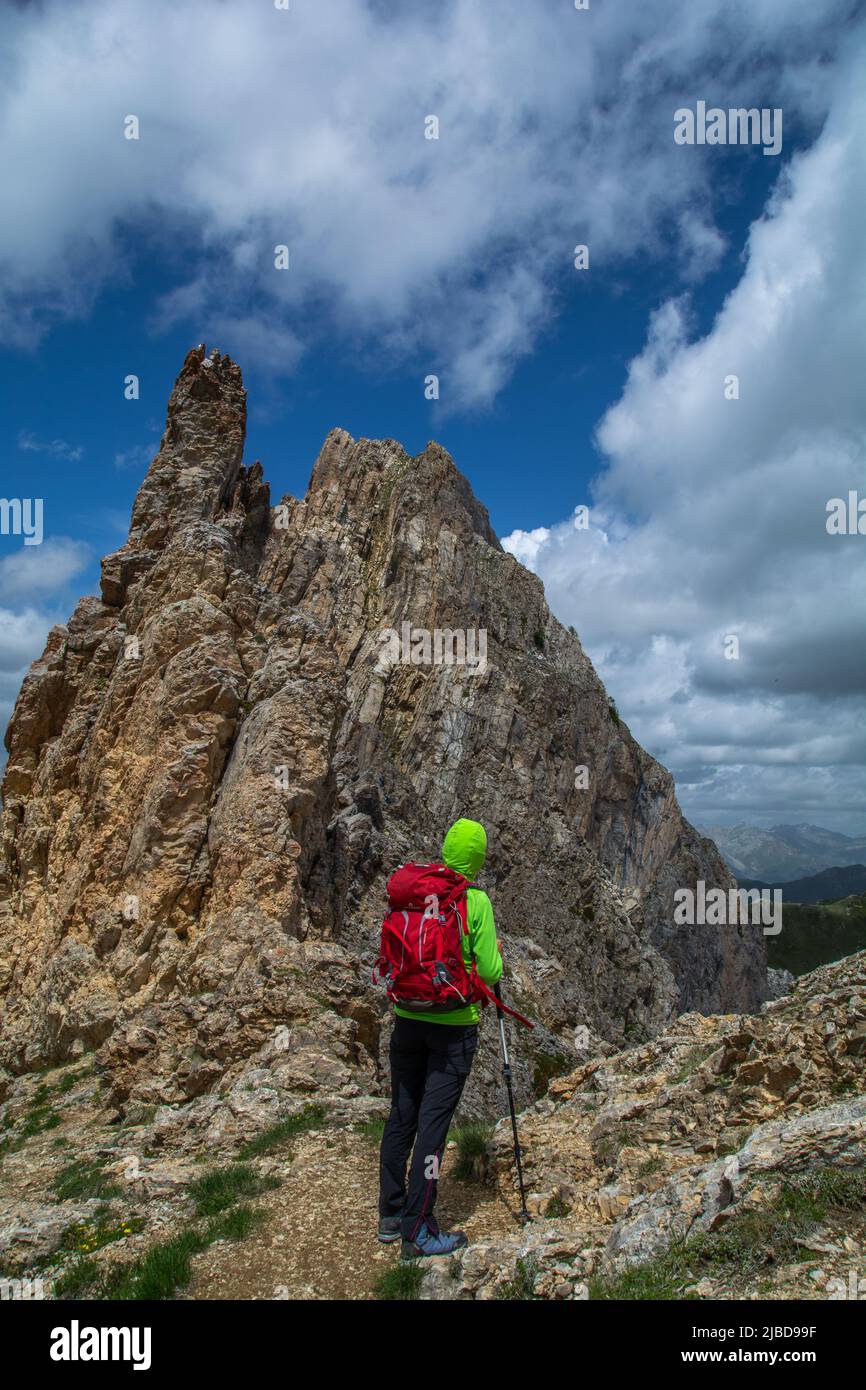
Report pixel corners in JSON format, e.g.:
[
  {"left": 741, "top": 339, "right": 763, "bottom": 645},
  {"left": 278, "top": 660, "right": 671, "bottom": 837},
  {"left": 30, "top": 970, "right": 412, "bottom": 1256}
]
[
  {"left": 593, "top": 1126, "right": 631, "bottom": 1167},
  {"left": 0, "top": 1064, "right": 95, "bottom": 1167},
  {"left": 450, "top": 1122, "right": 492, "bottom": 1181},
  {"left": 589, "top": 1166, "right": 866, "bottom": 1300},
  {"left": 188, "top": 1162, "right": 279, "bottom": 1217},
  {"left": 497, "top": 1256, "right": 540, "bottom": 1300},
  {"left": 93, "top": 1207, "right": 260, "bottom": 1301},
  {"left": 533, "top": 629, "right": 545, "bottom": 651},
  {"left": 53, "top": 1157, "right": 122, "bottom": 1202},
  {"left": 545, "top": 1193, "right": 572, "bottom": 1218},
  {"left": 55, "top": 1066, "right": 91, "bottom": 1094},
  {"left": 0, "top": 1132, "right": 21, "bottom": 1161},
  {"left": 672, "top": 1043, "right": 717, "bottom": 1084},
  {"left": 374, "top": 1261, "right": 426, "bottom": 1300},
  {"left": 52, "top": 1160, "right": 278, "bottom": 1301},
  {"left": 767, "top": 893, "right": 866, "bottom": 975},
  {"left": 19, "top": 1104, "right": 61, "bottom": 1138},
  {"left": 636, "top": 1154, "right": 664, "bottom": 1178},
  {"left": 54, "top": 1257, "right": 103, "bottom": 1299},
  {"left": 237, "top": 1103, "right": 326, "bottom": 1158},
  {"left": 353, "top": 1116, "right": 387, "bottom": 1144},
  {"left": 61, "top": 1213, "right": 144, "bottom": 1257},
  {"left": 608, "top": 697, "right": 620, "bottom": 725}
]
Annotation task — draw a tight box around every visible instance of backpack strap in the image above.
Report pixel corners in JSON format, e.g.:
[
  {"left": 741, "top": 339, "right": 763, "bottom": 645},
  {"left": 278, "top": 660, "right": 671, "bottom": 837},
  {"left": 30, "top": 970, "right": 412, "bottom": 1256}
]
[
  {"left": 454, "top": 883, "right": 534, "bottom": 1029},
  {"left": 472, "top": 974, "right": 534, "bottom": 1028}
]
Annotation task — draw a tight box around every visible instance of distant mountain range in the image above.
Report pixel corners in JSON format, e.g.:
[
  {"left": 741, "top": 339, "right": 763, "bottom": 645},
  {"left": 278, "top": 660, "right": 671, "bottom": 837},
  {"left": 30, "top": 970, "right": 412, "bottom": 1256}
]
[
  {"left": 699, "top": 822, "right": 866, "bottom": 883},
  {"left": 736, "top": 863, "right": 866, "bottom": 904}
]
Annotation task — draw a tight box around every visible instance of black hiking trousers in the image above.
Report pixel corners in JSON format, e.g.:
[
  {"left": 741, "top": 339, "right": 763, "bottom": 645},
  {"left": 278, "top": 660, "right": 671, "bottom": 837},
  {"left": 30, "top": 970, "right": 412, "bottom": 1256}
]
[{"left": 379, "top": 1014, "right": 479, "bottom": 1242}]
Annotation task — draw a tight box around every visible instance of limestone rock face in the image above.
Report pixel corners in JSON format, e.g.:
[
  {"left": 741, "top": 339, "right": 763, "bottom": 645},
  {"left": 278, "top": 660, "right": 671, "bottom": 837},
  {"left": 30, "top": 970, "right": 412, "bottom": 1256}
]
[
  {"left": 0, "top": 347, "right": 766, "bottom": 1132},
  {"left": 420, "top": 950, "right": 866, "bottom": 1301}
]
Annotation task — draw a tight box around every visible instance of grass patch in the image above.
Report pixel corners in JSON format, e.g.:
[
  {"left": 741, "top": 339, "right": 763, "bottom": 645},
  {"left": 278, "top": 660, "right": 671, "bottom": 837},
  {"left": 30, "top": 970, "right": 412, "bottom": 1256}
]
[
  {"left": 353, "top": 1116, "right": 387, "bottom": 1144},
  {"left": 545, "top": 1193, "right": 572, "bottom": 1218},
  {"left": 56, "top": 1066, "right": 90, "bottom": 1095},
  {"left": 54, "top": 1257, "right": 103, "bottom": 1299},
  {"left": 497, "top": 1256, "right": 539, "bottom": 1300},
  {"left": 237, "top": 1103, "right": 326, "bottom": 1159},
  {"left": 451, "top": 1122, "right": 492, "bottom": 1181},
  {"left": 0, "top": 1132, "right": 23, "bottom": 1160},
  {"left": 374, "top": 1261, "right": 426, "bottom": 1300},
  {"left": 188, "top": 1162, "right": 279, "bottom": 1217},
  {"left": 102, "top": 1227, "right": 211, "bottom": 1300},
  {"left": 672, "top": 1044, "right": 717, "bottom": 1085},
  {"left": 19, "top": 1105, "right": 61, "bottom": 1138},
  {"left": 54, "top": 1203, "right": 264, "bottom": 1301},
  {"left": 208, "top": 1204, "right": 259, "bottom": 1241},
  {"left": 830, "top": 1073, "right": 861, "bottom": 1097},
  {"left": 593, "top": 1126, "right": 631, "bottom": 1168},
  {"left": 61, "top": 1213, "right": 144, "bottom": 1257},
  {"left": 53, "top": 1158, "right": 122, "bottom": 1202},
  {"left": 589, "top": 1166, "right": 866, "bottom": 1300},
  {"left": 636, "top": 1155, "right": 664, "bottom": 1178}
]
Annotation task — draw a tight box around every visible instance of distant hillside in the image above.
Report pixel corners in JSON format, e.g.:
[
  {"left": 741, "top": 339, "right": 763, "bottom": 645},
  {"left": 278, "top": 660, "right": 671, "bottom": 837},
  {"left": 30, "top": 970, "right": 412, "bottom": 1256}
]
[
  {"left": 737, "top": 863, "right": 866, "bottom": 904},
  {"left": 701, "top": 822, "right": 866, "bottom": 881},
  {"left": 767, "top": 893, "right": 866, "bottom": 976}
]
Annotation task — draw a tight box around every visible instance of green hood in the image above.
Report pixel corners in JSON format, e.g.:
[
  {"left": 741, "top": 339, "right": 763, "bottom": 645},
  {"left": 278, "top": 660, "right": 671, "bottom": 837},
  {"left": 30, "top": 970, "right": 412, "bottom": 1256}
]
[{"left": 441, "top": 818, "right": 487, "bottom": 878}]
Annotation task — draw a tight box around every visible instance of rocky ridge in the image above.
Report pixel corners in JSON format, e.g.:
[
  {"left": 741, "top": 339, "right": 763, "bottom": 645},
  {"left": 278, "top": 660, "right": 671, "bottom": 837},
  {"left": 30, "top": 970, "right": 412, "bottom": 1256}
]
[
  {"left": 0, "top": 953, "right": 860, "bottom": 1302},
  {"left": 421, "top": 950, "right": 866, "bottom": 1300},
  {"left": 1, "top": 345, "right": 765, "bottom": 1150}
]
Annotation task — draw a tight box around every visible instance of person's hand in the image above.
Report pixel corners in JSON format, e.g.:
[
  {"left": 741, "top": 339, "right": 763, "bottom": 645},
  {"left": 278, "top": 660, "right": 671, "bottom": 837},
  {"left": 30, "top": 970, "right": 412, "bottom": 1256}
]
[{"left": 496, "top": 937, "right": 504, "bottom": 957}]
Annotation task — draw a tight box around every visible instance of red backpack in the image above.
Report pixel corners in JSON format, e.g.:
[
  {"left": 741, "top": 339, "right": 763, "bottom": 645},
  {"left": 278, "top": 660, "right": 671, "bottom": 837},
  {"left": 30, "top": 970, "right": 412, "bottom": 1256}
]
[{"left": 373, "top": 862, "right": 532, "bottom": 1025}]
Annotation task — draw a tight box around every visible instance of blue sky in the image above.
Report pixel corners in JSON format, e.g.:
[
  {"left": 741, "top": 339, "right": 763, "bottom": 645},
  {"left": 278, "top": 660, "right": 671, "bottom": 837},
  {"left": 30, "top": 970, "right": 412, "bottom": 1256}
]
[{"left": 1, "top": 0, "right": 864, "bottom": 834}]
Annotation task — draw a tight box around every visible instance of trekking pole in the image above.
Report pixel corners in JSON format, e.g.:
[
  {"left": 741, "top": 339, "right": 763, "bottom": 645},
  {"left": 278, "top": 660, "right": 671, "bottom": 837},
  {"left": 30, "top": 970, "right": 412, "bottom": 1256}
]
[{"left": 494, "top": 982, "right": 530, "bottom": 1225}]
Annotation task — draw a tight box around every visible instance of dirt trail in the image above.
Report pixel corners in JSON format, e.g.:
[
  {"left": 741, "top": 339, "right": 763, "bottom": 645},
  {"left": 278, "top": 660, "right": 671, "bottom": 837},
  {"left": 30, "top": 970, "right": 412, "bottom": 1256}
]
[{"left": 184, "top": 1126, "right": 519, "bottom": 1300}]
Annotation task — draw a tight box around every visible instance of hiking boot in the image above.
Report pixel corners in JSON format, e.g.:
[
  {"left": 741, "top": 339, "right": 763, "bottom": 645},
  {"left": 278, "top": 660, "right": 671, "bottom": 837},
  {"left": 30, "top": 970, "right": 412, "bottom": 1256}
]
[
  {"left": 377, "top": 1215, "right": 402, "bottom": 1243},
  {"left": 401, "top": 1222, "right": 468, "bottom": 1260}
]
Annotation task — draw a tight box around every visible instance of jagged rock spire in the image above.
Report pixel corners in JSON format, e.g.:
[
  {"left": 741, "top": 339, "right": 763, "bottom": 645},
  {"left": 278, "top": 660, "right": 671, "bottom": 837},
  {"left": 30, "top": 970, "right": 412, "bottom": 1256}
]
[{"left": 0, "top": 347, "right": 766, "bottom": 1137}]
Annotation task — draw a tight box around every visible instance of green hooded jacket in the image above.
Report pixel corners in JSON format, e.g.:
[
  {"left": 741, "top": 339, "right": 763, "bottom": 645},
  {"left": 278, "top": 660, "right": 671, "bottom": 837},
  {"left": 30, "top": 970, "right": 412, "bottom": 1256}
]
[{"left": 393, "top": 817, "right": 502, "bottom": 1027}]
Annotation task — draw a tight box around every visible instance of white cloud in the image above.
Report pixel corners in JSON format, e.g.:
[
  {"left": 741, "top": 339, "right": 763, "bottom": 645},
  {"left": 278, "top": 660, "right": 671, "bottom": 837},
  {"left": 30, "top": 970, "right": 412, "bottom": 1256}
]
[
  {"left": 0, "top": 605, "right": 59, "bottom": 753},
  {"left": 501, "top": 525, "right": 550, "bottom": 570},
  {"left": 0, "top": 606, "right": 54, "bottom": 674},
  {"left": 503, "top": 44, "right": 866, "bottom": 831},
  {"left": 17, "top": 430, "right": 83, "bottom": 462},
  {"left": 0, "top": 0, "right": 857, "bottom": 405},
  {"left": 0, "top": 539, "right": 91, "bottom": 603}
]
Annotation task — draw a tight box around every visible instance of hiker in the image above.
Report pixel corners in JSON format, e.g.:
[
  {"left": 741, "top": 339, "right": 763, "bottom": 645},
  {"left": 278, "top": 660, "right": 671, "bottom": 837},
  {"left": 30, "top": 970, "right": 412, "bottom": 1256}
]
[{"left": 376, "top": 817, "right": 502, "bottom": 1259}]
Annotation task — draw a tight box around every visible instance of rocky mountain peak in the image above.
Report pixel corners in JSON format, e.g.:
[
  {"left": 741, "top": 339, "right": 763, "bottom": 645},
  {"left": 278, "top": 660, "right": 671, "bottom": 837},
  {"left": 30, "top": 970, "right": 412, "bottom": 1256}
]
[{"left": 1, "top": 348, "right": 766, "bottom": 1141}]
